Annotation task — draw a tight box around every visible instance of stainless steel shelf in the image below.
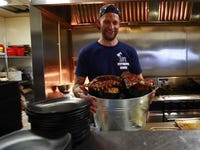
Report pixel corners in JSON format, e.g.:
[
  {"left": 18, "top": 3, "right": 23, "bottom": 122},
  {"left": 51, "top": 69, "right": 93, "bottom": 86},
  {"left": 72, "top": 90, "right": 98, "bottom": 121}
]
[
  {"left": 0, "top": 56, "right": 32, "bottom": 59},
  {"left": 0, "top": 53, "right": 6, "bottom": 56}
]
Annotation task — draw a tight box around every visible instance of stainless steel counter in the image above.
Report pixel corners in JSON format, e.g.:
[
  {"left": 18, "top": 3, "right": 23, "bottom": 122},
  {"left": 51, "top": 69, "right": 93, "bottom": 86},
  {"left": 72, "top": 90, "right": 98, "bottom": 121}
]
[
  {"left": 75, "top": 130, "right": 200, "bottom": 150},
  {"left": 155, "top": 95, "right": 200, "bottom": 102}
]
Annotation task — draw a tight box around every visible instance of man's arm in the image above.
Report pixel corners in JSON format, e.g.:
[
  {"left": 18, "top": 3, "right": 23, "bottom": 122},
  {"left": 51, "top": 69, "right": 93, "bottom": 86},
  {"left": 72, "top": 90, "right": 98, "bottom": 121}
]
[
  {"left": 136, "top": 73, "right": 155, "bottom": 103},
  {"left": 73, "top": 75, "right": 86, "bottom": 98},
  {"left": 73, "top": 75, "right": 97, "bottom": 113}
]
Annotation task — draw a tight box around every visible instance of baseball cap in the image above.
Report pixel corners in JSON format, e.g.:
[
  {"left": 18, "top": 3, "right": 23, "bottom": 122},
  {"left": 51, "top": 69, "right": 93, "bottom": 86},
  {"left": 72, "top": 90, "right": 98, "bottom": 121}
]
[{"left": 98, "top": 4, "right": 121, "bottom": 18}]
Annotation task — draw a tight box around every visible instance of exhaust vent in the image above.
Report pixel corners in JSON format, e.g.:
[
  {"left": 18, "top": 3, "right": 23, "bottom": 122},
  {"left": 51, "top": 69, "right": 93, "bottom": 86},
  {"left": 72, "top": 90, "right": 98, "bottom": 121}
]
[
  {"left": 158, "top": 0, "right": 193, "bottom": 21},
  {"left": 70, "top": 0, "right": 196, "bottom": 26},
  {"left": 117, "top": 1, "right": 149, "bottom": 23},
  {"left": 71, "top": 4, "right": 100, "bottom": 24},
  {"left": 71, "top": 1, "right": 149, "bottom": 25}
]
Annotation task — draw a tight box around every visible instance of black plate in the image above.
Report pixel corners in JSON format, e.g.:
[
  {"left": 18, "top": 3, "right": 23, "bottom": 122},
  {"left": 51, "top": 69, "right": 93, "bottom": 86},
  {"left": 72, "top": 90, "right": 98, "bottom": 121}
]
[
  {"left": 26, "top": 106, "right": 90, "bottom": 119},
  {"left": 30, "top": 118, "right": 90, "bottom": 131},
  {"left": 28, "top": 117, "right": 90, "bottom": 127},
  {"left": 27, "top": 113, "right": 91, "bottom": 129},
  {"left": 26, "top": 104, "right": 90, "bottom": 115},
  {"left": 29, "top": 116, "right": 90, "bottom": 127},
  {"left": 26, "top": 97, "right": 90, "bottom": 114},
  {"left": 72, "top": 130, "right": 90, "bottom": 145}
]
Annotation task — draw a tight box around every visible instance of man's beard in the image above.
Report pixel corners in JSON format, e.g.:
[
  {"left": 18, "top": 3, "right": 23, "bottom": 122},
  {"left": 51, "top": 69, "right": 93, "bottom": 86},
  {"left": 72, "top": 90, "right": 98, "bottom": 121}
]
[{"left": 102, "top": 29, "right": 118, "bottom": 41}]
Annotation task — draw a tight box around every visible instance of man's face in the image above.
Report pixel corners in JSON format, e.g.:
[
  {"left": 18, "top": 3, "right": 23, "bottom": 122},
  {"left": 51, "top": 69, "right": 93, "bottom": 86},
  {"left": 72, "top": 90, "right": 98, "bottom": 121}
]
[{"left": 98, "top": 13, "right": 120, "bottom": 41}]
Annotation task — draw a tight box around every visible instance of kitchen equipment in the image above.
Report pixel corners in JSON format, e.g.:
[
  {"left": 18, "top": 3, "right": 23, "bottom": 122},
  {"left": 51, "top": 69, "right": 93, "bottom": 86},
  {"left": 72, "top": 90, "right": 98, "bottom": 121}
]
[
  {"left": 93, "top": 90, "right": 155, "bottom": 131},
  {"left": 148, "top": 77, "right": 200, "bottom": 122},
  {"left": 57, "top": 84, "right": 71, "bottom": 94},
  {"left": 26, "top": 97, "right": 91, "bottom": 145},
  {"left": 0, "top": 130, "right": 72, "bottom": 150}
]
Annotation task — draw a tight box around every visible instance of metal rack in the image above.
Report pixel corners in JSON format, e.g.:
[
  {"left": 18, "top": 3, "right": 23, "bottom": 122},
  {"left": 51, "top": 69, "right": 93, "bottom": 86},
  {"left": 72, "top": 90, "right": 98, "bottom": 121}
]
[{"left": 0, "top": 52, "right": 9, "bottom": 80}]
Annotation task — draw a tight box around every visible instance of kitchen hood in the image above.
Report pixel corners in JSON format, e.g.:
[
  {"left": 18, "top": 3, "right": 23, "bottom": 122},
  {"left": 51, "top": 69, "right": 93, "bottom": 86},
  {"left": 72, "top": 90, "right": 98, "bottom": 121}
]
[
  {"left": 70, "top": 1, "right": 150, "bottom": 25},
  {"left": 0, "top": 0, "right": 29, "bottom": 17},
  {"left": 31, "top": 0, "right": 200, "bottom": 27}
]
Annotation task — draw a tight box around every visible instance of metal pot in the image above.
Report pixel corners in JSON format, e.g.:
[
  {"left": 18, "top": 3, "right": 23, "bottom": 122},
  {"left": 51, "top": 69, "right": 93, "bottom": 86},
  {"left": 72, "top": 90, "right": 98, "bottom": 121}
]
[{"left": 93, "top": 91, "right": 154, "bottom": 131}]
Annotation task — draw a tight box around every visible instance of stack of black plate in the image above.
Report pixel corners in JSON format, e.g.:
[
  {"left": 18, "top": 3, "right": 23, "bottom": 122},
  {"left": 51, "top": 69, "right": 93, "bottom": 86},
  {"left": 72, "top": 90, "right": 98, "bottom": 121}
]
[{"left": 26, "top": 97, "right": 91, "bottom": 146}]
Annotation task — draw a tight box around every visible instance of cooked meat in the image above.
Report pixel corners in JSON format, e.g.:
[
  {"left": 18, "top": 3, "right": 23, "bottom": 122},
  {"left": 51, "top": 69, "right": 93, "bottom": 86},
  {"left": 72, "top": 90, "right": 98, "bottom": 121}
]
[
  {"left": 88, "top": 72, "right": 155, "bottom": 99},
  {"left": 144, "top": 79, "right": 154, "bottom": 88},
  {"left": 88, "top": 75, "right": 123, "bottom": 93},
  {"left": 106, "top": 87, "right": 119, "bottom": 94},
  {"left": 121, "top": 72, "right": 155, "bottom": 98},
  {"left": 121, "top": 71, "right": 154, "bottom": 89},
  {"left": 121, "top": 72, "right": 144, "bottom": 88}
]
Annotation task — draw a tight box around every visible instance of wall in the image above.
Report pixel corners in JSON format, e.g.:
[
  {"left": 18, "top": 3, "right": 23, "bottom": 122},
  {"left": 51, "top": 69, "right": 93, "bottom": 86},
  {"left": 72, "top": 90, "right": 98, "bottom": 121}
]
[
  {"left": 72, "top": 26, "right": 200, "bottom": 77},
  {"left": 0, "top": 16, "right": 32, "bottom": 74},
  {"left": 0, "top": 16, "right": 31, "bottom": 46},
  {"left": 0, "top": 16, "right": 5, "bottom": 44},
  {"left": 5, "top": 16, "right": 31, "bottom": 46}
]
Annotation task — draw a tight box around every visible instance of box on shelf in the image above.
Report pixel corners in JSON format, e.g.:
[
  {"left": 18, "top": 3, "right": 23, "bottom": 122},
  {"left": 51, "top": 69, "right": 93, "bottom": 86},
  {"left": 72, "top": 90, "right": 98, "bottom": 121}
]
[
  {"left": 6, "top": 46, "right": 25, "bottom": 56},
  {"left": 0, "top": 71, "right": 22, "bottom": 81}
]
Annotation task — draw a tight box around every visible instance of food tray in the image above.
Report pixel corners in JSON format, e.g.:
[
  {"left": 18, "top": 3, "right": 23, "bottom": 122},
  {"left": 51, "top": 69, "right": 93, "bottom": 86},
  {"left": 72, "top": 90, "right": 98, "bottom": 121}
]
[{"left": 175, "top": 118, "right": 200, "bottom": 130}]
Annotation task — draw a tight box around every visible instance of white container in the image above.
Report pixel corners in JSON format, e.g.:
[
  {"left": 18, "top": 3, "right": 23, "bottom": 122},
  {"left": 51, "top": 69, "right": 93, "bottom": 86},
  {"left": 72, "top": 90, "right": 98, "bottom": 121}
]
[{"left": 0, "top": 71, "right": 22, "bottom": 81}]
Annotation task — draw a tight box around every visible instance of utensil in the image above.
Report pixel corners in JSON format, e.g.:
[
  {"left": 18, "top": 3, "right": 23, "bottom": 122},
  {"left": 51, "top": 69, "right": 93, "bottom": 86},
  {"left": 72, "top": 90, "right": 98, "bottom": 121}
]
[{"left": 58, "top": 84, "right": 71, "bottom": 94}]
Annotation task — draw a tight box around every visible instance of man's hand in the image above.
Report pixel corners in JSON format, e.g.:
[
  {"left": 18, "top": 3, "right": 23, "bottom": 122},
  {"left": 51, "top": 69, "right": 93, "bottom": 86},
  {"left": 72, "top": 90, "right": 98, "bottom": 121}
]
[
  {"left": 73, "top": 84, "right": 97, "bottom": 113},
  {"left": 73, "top": 85, "right": 88, "bottom": 97},
  {"left": 149, "top": 90, "right": 156, "bottom": 104}
]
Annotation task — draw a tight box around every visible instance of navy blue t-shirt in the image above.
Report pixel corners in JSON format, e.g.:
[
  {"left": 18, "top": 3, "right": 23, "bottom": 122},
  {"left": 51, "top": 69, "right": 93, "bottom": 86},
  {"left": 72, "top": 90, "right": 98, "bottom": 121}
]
[{"left": 76, "top": 41, "right": 142, "bottom": 81}]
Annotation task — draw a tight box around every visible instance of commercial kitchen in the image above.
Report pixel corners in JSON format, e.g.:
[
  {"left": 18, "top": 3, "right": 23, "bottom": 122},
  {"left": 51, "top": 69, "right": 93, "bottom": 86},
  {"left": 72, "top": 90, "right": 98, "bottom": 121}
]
[{"left": 1, "top": 0, "right": 200, "bottom": 149}]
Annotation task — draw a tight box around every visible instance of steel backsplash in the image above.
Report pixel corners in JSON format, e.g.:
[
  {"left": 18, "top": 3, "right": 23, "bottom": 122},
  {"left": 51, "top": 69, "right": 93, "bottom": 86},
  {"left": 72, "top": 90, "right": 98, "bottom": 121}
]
[{"left": 72, "top": 26, "right": 200, "bottom": 77}]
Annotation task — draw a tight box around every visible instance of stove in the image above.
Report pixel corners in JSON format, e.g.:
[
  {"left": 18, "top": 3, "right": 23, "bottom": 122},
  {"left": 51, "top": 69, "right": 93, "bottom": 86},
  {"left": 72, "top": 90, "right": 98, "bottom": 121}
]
[
  {"left": 156, "top": 77, "right": 200, "bottom": 95},
  {"left": 148, "top": 77, "right": 200, "bottom": 122}
]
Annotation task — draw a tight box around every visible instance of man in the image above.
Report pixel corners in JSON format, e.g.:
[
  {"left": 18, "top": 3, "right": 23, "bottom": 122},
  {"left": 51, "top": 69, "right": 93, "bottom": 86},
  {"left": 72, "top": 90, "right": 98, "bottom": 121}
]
[{"left": 73, "top": 4, "right": 145, "bottom": 112}]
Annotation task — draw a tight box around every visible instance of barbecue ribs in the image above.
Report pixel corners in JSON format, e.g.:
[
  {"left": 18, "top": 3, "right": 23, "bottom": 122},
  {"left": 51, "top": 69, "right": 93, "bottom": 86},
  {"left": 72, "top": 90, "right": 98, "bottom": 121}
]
[{"left": 88, "top": 72, "right": 154, "bottom": 99}]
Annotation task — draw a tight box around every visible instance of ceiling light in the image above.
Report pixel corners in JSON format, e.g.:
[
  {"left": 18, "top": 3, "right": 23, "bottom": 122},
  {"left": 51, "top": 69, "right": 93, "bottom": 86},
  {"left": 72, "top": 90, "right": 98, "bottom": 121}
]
[{"left": 0, "top": 0, "right": 8, "bottom": 6}]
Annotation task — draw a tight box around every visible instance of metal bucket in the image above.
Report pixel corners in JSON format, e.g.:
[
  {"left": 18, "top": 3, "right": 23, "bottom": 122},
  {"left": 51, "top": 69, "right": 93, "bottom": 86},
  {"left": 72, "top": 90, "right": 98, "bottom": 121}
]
[{"left": 93, "top": 91, "right": 153, "bottom": 131}]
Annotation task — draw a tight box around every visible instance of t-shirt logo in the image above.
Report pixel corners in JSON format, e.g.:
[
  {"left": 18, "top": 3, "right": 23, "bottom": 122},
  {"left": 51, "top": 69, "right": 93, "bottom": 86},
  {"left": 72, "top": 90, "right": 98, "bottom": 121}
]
[{"left": 116, "top": 52, "right": 129, "bottom": 70}]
